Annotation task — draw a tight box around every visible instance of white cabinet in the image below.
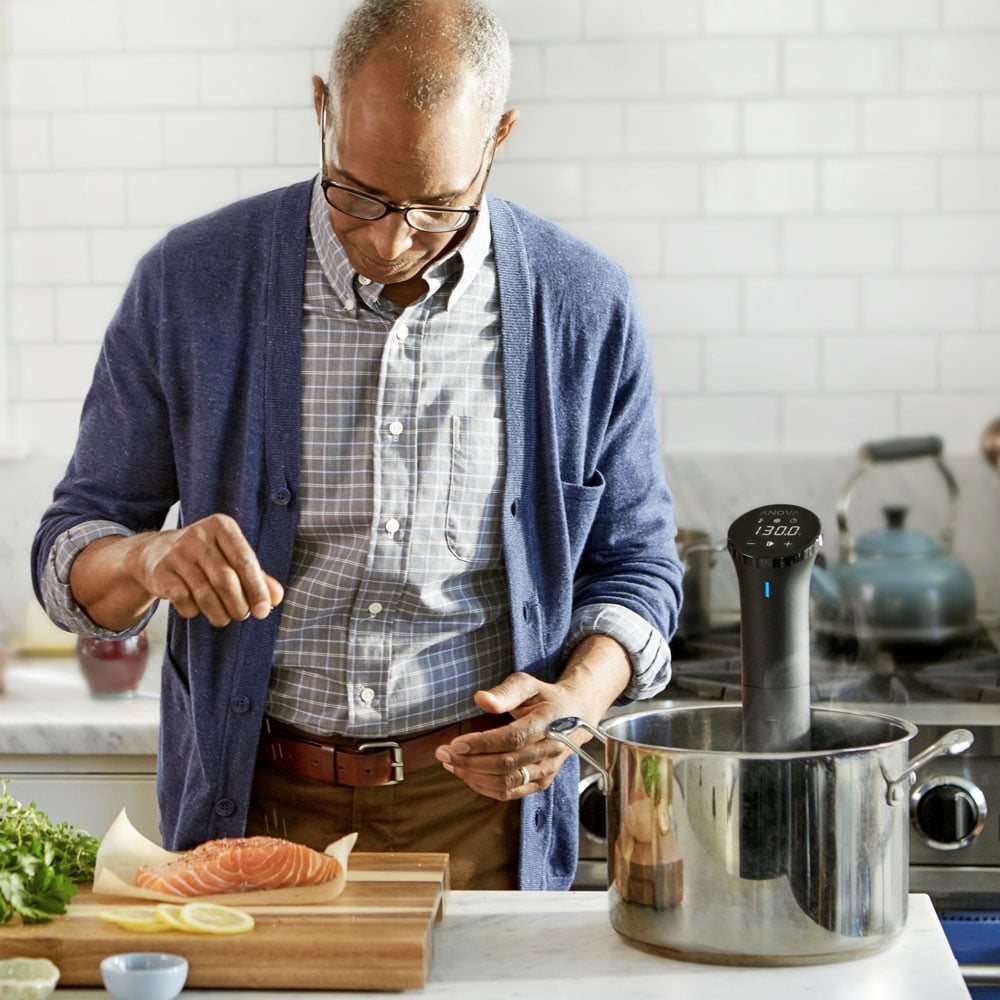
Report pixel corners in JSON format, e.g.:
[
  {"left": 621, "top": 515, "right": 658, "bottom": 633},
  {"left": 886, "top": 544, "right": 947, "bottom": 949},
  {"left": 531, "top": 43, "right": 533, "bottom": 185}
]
[{"left": 0, "top": 754, "right": 160, "bottom": 844}]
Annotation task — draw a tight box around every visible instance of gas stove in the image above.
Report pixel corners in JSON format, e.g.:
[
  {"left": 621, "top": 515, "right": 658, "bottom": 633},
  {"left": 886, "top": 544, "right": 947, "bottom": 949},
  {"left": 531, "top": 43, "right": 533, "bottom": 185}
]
[{"left": 575, "top": 619, "right": 1000, "bottom": 915}]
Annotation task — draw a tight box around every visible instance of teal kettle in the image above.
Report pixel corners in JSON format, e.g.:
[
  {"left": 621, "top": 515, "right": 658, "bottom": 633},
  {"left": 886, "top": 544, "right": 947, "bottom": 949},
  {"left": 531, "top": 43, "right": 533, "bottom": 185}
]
[{"left": 811, "top": 437, "right": 978, "bottom": 648}]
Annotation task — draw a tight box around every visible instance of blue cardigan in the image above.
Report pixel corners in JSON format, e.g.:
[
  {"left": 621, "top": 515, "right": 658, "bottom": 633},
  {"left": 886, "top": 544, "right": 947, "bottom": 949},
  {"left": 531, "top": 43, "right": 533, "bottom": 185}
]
[{"left": 32, "top": 181, "right": 682, "bottom": 890}]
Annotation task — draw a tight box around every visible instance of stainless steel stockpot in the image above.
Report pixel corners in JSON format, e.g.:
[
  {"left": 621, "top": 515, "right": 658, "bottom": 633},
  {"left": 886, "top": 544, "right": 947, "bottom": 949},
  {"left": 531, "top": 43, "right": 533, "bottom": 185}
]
[{"left": 549, "top": 706, "right": 971, "bottom": 966}]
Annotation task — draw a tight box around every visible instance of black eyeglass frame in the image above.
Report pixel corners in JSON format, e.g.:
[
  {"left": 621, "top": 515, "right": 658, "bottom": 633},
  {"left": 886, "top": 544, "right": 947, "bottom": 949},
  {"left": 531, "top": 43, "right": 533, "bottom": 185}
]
[{"left": 318, "top": 90, "right": 495, "bottom": 235}]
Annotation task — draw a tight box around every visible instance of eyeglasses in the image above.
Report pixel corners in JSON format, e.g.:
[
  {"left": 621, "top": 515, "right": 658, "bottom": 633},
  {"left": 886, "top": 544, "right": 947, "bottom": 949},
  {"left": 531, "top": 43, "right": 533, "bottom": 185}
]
[{"left": 319, "top": 91, "right": 494, "bottom": 235}]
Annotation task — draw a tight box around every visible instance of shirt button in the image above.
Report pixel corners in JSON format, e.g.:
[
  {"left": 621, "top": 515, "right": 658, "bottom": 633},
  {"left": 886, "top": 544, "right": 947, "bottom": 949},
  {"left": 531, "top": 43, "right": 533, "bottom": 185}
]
[
  {"left": 368, "top": 601, "right": 383, "bottom": 616},
  {"left": 388, "top": 420, "right": 404, "bottom": 437},
  {"left": 358, "top": 275, "right": 372, "bottom": 286},
  {"left": 342, "top": 296, "right": 355, "bottom": 311},
  {"left": 359, "top": 687, "right": 376, "bottom": 705},
  {"left": 395, "top": 325, "right": 409, "bottom": 342},
  {"left": 385, "top": 517, "right": 400, "bottom": 535}
]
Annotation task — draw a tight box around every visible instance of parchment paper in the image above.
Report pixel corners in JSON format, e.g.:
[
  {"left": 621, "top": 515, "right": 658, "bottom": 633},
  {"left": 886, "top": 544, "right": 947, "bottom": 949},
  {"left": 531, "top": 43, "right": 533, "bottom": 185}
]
[{"left": 92, "top": 808, "right": 356, "bottom": 904}]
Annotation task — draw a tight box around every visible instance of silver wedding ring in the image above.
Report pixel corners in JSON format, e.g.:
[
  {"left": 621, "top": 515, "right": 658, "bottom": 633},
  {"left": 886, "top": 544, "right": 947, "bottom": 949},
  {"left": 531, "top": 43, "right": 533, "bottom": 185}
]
[{"left": 519, "top": 766, "right": 531, "bottom": 787}]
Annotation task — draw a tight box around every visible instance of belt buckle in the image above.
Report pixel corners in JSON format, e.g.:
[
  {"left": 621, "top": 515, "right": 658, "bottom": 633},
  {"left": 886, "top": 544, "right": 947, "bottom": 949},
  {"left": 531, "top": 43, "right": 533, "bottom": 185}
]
[{"left": 358, "top": 740, "right": 404, "bottom": 785}]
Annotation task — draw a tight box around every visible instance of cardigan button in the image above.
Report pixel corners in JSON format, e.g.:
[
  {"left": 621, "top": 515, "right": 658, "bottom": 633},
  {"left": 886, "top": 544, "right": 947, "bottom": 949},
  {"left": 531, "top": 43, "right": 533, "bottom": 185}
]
[
  {"left": 214, "top": 798, "right": 236, "bottom": 817},
  {"left": 271, "top": 487, "right": 291, "bottom": 506},
  {"left": 230, "top": 695, "right": 250, "bottom": 714}
]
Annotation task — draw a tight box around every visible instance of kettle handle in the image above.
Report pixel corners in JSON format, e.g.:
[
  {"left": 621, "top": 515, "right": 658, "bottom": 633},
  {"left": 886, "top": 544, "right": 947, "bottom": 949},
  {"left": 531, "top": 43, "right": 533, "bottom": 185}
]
[{"left": 836, "top": 435, "right": 960, "bottom": 562}]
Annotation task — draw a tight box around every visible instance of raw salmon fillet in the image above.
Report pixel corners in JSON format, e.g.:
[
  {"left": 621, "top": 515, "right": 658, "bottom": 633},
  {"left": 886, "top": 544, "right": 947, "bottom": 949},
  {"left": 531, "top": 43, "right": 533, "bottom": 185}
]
[{"left": 135, "top": 836, "right": 341, "bottom": 896}]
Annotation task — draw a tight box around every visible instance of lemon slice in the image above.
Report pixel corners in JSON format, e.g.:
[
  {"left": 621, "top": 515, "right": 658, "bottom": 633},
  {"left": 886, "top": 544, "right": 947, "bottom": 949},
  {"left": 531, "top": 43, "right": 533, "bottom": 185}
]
[
  {"left": 177, "top": 902, "right": 255, "bottom": 936},
  {"left": 98, "top": 907, "right": 170, "bottom": 933},
  {"left": 0, "top": 957, "right": 60, "bottom": 1000},
  {"left": 154, "top": 903, "right": 189, "bottom": 930}
]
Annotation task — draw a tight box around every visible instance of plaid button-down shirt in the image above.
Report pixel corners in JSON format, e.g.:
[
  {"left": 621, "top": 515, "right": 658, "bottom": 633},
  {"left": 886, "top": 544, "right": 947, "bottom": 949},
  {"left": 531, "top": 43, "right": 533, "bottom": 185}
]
[{"left": 42, "top": 180, "right": 668, "bottom": 739}]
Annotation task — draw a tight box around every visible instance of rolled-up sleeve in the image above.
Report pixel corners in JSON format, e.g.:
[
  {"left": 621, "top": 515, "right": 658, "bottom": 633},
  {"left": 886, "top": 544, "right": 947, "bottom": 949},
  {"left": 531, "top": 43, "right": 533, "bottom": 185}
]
[
  {"left": 40, "top": 520, "right": 155, "bottom": 638},
  {"left": 565, "top": 602, "right": 671, "bottom": 701}
]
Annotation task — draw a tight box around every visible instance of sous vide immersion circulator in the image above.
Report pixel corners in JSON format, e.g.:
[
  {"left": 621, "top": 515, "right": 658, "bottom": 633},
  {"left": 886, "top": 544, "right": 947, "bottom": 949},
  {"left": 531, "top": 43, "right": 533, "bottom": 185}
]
[{"left": 727, "top": 504, "right": 823, "bottom": 752}]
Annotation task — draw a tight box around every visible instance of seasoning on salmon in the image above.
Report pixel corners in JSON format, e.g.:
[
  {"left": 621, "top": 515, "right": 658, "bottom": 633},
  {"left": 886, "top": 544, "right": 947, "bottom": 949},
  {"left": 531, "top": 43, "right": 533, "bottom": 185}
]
[{"left": 135, "top": 836, "right": 341, "bottom": 897}]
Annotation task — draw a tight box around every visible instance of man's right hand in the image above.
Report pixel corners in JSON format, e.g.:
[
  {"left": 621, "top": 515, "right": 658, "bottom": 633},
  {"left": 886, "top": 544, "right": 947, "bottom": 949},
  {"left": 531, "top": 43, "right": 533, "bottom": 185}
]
[{"left": 69, "top": 513, "right": 284, "bottom": 631}]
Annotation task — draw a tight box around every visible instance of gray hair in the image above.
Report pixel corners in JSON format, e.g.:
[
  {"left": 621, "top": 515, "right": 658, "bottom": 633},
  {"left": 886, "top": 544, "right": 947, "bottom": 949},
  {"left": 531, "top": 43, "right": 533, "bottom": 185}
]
[{"left": 327, "top": 0, "right": 512, "bottom": 138}]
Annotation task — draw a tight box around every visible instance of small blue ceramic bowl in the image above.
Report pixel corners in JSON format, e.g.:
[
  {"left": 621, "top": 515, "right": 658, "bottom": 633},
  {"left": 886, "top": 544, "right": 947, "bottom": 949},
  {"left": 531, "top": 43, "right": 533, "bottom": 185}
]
[{"left": 100, "top": 952, "right": 188, "bottom": 1000}]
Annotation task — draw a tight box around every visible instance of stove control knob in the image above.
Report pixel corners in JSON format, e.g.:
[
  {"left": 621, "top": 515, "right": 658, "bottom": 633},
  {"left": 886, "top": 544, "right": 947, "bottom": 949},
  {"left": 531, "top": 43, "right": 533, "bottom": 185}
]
[{"left": 911, "top": 776, "right": 987, "bottom": 851}]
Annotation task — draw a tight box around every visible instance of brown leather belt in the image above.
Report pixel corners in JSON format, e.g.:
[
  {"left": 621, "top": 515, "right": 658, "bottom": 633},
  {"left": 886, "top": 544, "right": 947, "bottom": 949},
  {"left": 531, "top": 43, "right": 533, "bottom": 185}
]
[{"left": 256, "top": 714, "right": 510, "bottom": 788}]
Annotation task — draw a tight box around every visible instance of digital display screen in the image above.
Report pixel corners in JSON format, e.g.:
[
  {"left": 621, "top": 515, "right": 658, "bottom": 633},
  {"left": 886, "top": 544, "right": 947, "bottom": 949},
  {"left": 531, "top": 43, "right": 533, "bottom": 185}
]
[{"left": 728, "top": 504, "right": 822, "bottom": 566}]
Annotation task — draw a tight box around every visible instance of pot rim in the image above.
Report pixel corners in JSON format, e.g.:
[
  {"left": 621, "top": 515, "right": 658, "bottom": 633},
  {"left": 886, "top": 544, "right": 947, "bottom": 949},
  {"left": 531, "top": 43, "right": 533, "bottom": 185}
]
[{"left": 601, "top": 704, "right": 917, "bottom": 759}]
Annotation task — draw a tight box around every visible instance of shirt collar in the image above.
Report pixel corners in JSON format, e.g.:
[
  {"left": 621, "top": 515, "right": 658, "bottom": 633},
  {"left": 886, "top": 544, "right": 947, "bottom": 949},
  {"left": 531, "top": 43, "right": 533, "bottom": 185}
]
[{"left": 308, "top": 175, "right": 491, "bottom": 314}]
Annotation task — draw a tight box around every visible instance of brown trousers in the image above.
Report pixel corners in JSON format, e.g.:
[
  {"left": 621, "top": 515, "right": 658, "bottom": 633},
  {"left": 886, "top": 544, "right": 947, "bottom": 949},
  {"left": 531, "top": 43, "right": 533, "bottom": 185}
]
[{"left": 246, "top": 761, "right": 521, "bottom": 890}]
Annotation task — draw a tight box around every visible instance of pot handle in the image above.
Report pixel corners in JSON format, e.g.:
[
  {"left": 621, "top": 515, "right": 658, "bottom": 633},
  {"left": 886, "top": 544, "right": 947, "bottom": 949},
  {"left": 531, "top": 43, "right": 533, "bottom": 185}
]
[
  {"left": 884, "top": 728, "right": 974, "bottom": 804},
  {"left": 545, "top": 717, "right": 611, "bottom": 793}
]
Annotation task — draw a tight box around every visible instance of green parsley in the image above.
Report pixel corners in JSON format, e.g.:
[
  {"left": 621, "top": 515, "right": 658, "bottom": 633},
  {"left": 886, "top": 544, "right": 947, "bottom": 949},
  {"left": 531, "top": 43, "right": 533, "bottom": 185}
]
[{"left": 0, "top": 779, "right": 100, "bottom": 924}]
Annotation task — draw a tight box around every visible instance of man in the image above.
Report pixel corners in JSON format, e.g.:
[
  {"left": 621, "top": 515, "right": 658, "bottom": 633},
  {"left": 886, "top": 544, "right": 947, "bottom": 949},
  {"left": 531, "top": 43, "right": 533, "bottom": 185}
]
[{"left": 32, "top": 0, "right": 682, "bottom": 890}]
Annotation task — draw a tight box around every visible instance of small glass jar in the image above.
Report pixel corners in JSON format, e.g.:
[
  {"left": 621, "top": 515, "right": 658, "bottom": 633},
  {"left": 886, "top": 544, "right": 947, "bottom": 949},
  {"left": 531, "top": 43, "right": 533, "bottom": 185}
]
[{"left": 76, "top": 630, "right": 149, "bottom": 698}]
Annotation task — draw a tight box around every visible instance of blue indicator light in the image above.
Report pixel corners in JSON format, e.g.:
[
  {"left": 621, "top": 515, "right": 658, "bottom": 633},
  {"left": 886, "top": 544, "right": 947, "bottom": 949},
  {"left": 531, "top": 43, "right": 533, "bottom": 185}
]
[{"left": 764, "top": 581, "right": 771, "bottom": 598}]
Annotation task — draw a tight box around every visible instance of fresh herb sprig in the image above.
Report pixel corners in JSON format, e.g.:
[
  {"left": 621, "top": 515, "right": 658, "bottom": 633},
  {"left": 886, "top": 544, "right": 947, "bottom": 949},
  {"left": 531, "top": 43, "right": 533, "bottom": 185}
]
[{"left": 0, "top": 779, "right": 100, "bottom": 923}]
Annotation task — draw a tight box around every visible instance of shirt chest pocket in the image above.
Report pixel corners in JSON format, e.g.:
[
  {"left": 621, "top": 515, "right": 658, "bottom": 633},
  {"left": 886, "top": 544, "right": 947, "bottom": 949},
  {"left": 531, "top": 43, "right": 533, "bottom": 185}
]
[{"left": 445, "top": 415, "right": 505, "bottom": 567}]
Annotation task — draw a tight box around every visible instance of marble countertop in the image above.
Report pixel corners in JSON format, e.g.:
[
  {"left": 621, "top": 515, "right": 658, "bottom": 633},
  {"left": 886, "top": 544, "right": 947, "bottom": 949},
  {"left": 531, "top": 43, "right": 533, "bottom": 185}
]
[
  {"left": 50, "top": 891, "right": 967, "bottom": 999},
  {"left": 0, "top": 652, "right": 160, "bottom": 756}
]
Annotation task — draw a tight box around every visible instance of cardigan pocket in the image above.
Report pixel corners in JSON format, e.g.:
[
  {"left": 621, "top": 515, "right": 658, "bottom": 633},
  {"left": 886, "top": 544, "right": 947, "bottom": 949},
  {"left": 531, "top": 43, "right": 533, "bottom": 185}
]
[{"left": 445, "top": 415, "right": 505, "bottom": 566}]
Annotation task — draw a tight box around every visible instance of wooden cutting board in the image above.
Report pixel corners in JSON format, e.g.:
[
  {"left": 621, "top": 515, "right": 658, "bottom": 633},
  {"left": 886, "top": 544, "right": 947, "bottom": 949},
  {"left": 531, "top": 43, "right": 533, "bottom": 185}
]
[{"left": 0, "top": 852, "right": 449, "bottom": 991}]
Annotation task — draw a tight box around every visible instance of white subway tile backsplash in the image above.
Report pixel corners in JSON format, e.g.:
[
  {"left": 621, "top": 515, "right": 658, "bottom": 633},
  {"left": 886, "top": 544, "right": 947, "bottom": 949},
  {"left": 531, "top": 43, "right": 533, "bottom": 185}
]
[
  {"left": 744, "top": 100, "right": 857, "bottom": 154},
  {"left": 706, "top": 335, "right": 820, "bottom": 393},
  {"left": 943, "top": 0, "right": 1000, "bottom": 28},
  {"left": 9, "top": 230, "right": 90, "bottom": 285},
  {"left": 705, "top": 0, "right": 818, "bottom": 34},
  {"left": 52, "top": 112, "right": 163, "bottom": 169},
  {"left": 200, "top": 52, "right": 318, "bottom": 108},
  {"left": 782, "top": 394, "right": 898, "bottom": 453},
  {"left": 584, "top": 0, "right": 700, "bottom": 38},
  {"left": 491, "top": 0, "right": 583, "bottom": 41},
  {"left": 862, "top": 98, "right": 979, "bottom": 152},
  {"left": 902, "top": 217, "right": 1000, "bottom": 272},
  {"left": 625, "top": 102, "right": 740, "bottom": 157},
  {"left": 544, "top": 43, "right": 660, "bottom": 99},
  {"left": 785, "top": 39, "right": 898, "bottom": 94},
  {"left": 822, "top": 0, "right": 938, "bottom": 32},
  {"left": 5, "top": 115, "right": 51, "bottom": 170},
  {"left": 4, "top": 0, "right": 123, "bottom": 54},
  {"left": 942, "top": 335, "right": 1000, "bottom": 390},
  {"left": 2, "top": 0, "right": 999, "bottom": 463},
  {"left": 236, "top": 0, "right": 348, "bottom": 47},
  {"left": 13, "top": 171, "right": 126, "bottom": 229},
  {"left": 863, "top": 276, "right": 978, "bottom": 331},
  {"left": 941, "top": 157, "right": 1000, "bottom": 212},
  {"left": 705, "top": 160, "right": 817, "bottom": 215},
  {"left": 663, "top": 40, "right": 779, "bottom": 96},
  {"left": 904, "top": 36, "right": 1000, "bottom": 92},
  {"left": 783, "top": 219, "right": 895, "bottom": 273},
  {"left": 745, "top": 277, "right": 857, "bottom": 332},
  {"left": 584, "top": 162, "right": 699, "bottom": 218},
  {"left": 163, "top": 110, "right": 275, "bottom": 166},
  {"left": 86, "top": 55, "right": 200, "bottom": 110},
  {"left": 508, "top": 102, "right": 624, "bottom": 159},
  {"left": 822, "top": 335, "right": 937, "bottom": 391},
  {"left": 18, "top": 343, "right": 102, "bottom": 401},
  {"left": 491, "top": 162, "right": 585, "bottom": 219},
  {"left": 664, "top": 395, "right": 780, "bottom": 453},
  {"left": 125, "top": 169, "right": 237, "bottom": 227},
  {"left": 665, "top": 219, "right": 779, "bottom": 274},
  {"left": 821, "top": 158, "right": 936, "bottom": 213},
  {"left": 7, "top": 289, "right": 54, "bottom": 344},
  {"left": 4, "top": 55, "right": 88, "bottom": 112},
  {"left": 631, "top": 278, "right": 740, "bottom": 334}
]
